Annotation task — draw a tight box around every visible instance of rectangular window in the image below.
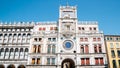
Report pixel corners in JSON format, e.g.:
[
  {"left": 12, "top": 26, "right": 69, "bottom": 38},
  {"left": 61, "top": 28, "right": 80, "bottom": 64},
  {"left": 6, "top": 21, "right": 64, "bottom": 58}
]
[
  {"left": 54, "top": 27, "right": 57, "bottom": 30},
  {"left": 32, "top": 58, "right": 35, "bottom": 64},
  {"left": 85, "top": 38, "right": 88, "bottom": 41},
  {"left": 116, "top": 43, "right": 120, "bottom": 48},
  {"left": 81, "top": 45, "right": 84, "bottom": 53},
  {"left": 98, "top": 38, "right": 101, "bottom": 41},
  {"left": 94, "top": 27, "right": 96, "bottom": 30},
  {"left": 116, "top": 38, "right": 119, "bottom": 41},
  {"left": 37, "top": 58, "right": 40, "bottom": 64},
  {"left": 86, "top": 58, "right": 90, "bottom": 65},
  {"left": 111, "top": 50, "right": 115, "bottom": 58},
  {"left": 99, "top": 45, "right": 102, "bottom": 53},
  {"left": 52, "top": 45, "right": 55, "bottom": 54},
  {"left": 118, "top": 60, "right": 120, "bottom": 67},
  {"left": 81, "top": 58, "right": 85, "bottom": 65},
  {"left": 47, "top": 58, "right": 50, "bottom": 65},
  {"left": 43, "top": 27, "right": 46, "bottom": 30},
  {"left": 52, "top": 58, "right": 55, "bottom": 65},
  {"left": 93, "top": 38, "right": 96, "bottom": 41},
  {"left": 110, "top": 43, "right": 114, "bottom": 48},
  {"left": 39, "top": 28, "right": 42, "bottom": 31},
  {"left": 78, "top": 27, "right": 81, "bottom": 30},
  {"left": 80, "top": 38, "right": 83, "bottom": 41},
  {"left": 100, "top": 58, "right": 104, "bottom": 65},
  {"left": 113, "top": 60, "right": 117, "bottom": 68},
  {"left": 117, "top": 50, "right": 120, "bottom": 57},
  {"left": 48, "top": 45, "right": 51, "bottom": 53},
  {"left": 94, "top": 45, "right": 97, "bottom": 53},
  {"left": 85, "top": 45, "right": 89, "bottom": 53},
  {"left": 50, "top": 27, "right": 53, "bottom": 30},
  {"left": 95, "top": 58, "right": 99, "bottom": 65}
]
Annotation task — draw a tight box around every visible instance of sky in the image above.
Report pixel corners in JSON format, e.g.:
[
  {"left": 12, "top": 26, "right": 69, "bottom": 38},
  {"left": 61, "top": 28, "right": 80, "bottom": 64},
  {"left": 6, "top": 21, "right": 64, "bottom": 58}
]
[{"left": 0, "top": 0, "right": 120, "bottom": 35}]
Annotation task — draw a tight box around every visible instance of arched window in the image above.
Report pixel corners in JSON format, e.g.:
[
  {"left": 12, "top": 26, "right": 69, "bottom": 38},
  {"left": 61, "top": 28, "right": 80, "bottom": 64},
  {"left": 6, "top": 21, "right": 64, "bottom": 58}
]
[
  {"left": 0, "top": 48, "right": 4, "bottom": 56},
  {"left": 4, "top": 34, "right": 8, "bottom": 43},
  {"left": 15, "top": 48, "right": 19, "bottom": 59},
  {"left": 13, "top": 34, "right": 17, "bottom": 38},
  {"left": 27, "top": 34, "right": 31, "bottom": 39},
  {"left": 10, "top": 48, "right": 14, "bottom": 59},
  {"left": 10, "top": 48, "right": 14, "bottom": 52},
  {"left": 15, "top": 48, "right": 18, "bottom": 52},
  {"left": 13, "top": 34, "right": 17, "bottom": 43},
  {"left": 4, "top": 34, "right": 7, "bottom": 38},
  {"left": 52, "top": 45, "right": 56, "bottom": 54},
  {"left": 22, "top": 34, "right": 26, "bottom": 43},
  {"left": 0, "top": 34, "right": 3, "bottom": 43},
  {"left": 5, "top": 48, "right": 9, "bottom": 59},
  {"left": 8, "top": 34, "right": 12, "bottom": 43},
  {"left": 27, "top": 34, "right": 31, "bottom": 43},
  {"left": 25, "top": 48, "right": 28, "bottom": 59},
  {"left": 18, "top": 34, "right": 21, "bottom": 43},
  {"left": 81, "top": 45, "right": 84, "bottom": 53},
  {"left": 0, "top": 34, "right": 3, "bottom": 38},
  {"left": 25, "top": 48, "right": 28, "bottom": 52},
  {"left": 0, "top": 48, "right": 4, "bottom": 59},
  {"left": 20, "top": 48, "right": 24, "bottom": 59},
  {"left": 85, "top": 45, "right": 89, "bottom": 53}
]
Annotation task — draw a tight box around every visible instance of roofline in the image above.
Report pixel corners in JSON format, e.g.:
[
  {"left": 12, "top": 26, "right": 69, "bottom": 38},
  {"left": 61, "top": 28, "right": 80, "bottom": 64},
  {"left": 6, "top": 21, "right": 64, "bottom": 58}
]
[{"left": 104, "top": 35, "right": 120, "bottom": 37}]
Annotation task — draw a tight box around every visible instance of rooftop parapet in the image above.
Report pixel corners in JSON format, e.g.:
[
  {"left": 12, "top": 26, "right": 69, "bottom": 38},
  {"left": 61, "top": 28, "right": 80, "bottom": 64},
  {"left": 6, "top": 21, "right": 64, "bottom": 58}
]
[
  {"left": 35, "top": 21, "right": 57, "bottom": 25},
  {"left": 0, "top": 21, "right": 34, "bottom": 26},
  {"left": 78, "top": 21, "right": 98, "bottom": 25},
  {"left": 60, "top": 5, "right": 77, "bottom": 9}
]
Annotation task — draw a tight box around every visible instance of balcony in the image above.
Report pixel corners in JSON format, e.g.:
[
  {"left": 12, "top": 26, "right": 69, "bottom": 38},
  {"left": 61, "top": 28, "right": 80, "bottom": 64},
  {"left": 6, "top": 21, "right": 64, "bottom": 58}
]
[{"left": 32, "top": 41, "right": 43, "bottom": 45}]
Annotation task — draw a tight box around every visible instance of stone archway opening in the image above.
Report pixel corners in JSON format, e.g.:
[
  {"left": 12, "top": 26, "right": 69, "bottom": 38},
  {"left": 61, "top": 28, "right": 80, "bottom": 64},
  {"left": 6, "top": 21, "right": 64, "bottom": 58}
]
[
  {"left": 0, "top": 65, "right": 5, "bottom": 68},
  {"left": 18, "top": 65, "right": 25, "bottom": 68},
  {"left": 61, "top": 58, "right": 75, "bottom": 68},
  {"left": 7, "top": 64, "right": 15, "bottom": 68}
]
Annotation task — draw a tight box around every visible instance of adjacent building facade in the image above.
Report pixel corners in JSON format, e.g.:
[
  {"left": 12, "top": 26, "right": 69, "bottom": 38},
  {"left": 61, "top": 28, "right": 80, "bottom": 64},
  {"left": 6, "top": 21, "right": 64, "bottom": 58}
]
[
  {"left": 0, "top": 22, "right": 34, "bottom": 68},
  {"left": 105, "top": 35, "right": 120, "bottom": 68},
  {"left": 0, "top": 5, "right": 108, "bottom": 68}
]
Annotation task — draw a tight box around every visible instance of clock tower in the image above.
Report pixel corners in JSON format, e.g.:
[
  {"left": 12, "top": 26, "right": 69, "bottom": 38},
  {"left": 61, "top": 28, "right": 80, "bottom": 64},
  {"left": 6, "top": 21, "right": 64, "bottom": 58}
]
[{"left": 58, "top": 5, "right": 78, "bottom": 53}]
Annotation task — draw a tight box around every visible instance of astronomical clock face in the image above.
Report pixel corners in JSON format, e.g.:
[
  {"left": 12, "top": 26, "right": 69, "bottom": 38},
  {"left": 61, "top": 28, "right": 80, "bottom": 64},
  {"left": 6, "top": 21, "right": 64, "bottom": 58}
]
[{"left": 63, "top": 40, "right": 74, "bottom": 50}]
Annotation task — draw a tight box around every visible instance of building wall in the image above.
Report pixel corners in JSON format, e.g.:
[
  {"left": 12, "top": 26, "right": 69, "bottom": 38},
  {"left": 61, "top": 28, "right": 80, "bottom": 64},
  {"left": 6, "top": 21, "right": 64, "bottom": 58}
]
[
  {"left": 27, "top": 5, "right": 107, "bottom": 68},
  {"left": 105, "top": 35, "right": 120, "bottom": 68},
  {"left": 0, "top": 23, "right": 34, "bottom": 68}
]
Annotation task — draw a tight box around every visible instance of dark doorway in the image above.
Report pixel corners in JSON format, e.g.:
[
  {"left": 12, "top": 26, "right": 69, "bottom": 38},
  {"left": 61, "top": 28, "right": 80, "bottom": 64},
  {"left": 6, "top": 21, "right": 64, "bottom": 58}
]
[
  {"left": 61, "top": 58, "right": 75, "bottom": 68},
  {"left": 0, "top": 65, "right": 5, "bottom": 68},
  {"left": 7, "top": 64, "right": 15, "bottom": 68},
  {"left": 18, "top": 65, "right": 25, "bottom": 68}
]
